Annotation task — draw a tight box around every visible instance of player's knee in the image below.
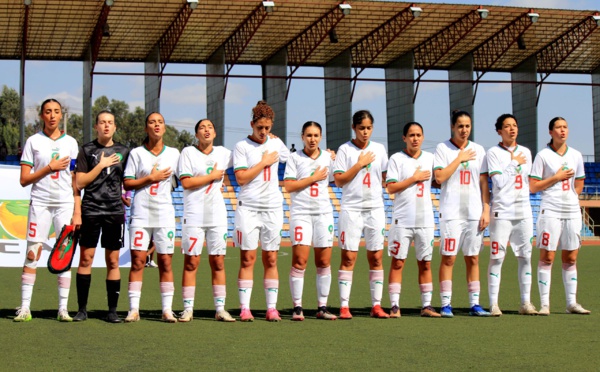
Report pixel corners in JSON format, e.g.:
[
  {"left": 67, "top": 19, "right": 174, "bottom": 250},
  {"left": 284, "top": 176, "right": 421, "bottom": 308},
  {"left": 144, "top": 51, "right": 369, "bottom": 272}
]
[
  {"left": 314, "top": 258, "right": 330, "bottom": 268},
  {"left": 391, "top": 259, "right": 404, "bottom": 271},
  {"left": 240, "top": 254, "right": 255, "bottom": 268},
  {"left": 24, "top": 243, "right": 42, "bottom": 269},
  {"left": 441, "top": 256, "right": 455, "bottom": 267},
  {"left": 211, "top": 258, "right": 225, "bottom": 272},
  {"left": 79, "top": 252, "right": 95, "bottom": 268},
  {"left": 264, "top": 255, "right": 277, "bottom": 268},
  {"left": 106, "top": 258, "right": 120, "bottom": 272},
  {"left": 293, "top": 256, "right": 308, "bottom": 269}
]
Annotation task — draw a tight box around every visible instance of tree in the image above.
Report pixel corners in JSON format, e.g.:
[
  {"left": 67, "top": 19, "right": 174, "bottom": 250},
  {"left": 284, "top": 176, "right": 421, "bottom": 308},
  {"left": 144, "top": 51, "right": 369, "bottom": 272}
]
[{"left": 0, "top": 85, "right": 21, "bottom": 154}]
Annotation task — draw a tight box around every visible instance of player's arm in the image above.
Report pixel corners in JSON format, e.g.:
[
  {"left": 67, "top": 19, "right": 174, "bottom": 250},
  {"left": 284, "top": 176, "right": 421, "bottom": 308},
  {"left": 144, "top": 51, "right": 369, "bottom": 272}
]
[
  {"left": 124, "top": 164, "right": 172, "bottom": 191},
  {"left": 529, "top": 167, "right": 574, "bottom": 193},
  {"left": 76, "top": 152, "right": 120, "bottom": 190},
  {"left": 434, "top": 148, "right": 476, "bottom": 184},
  {"left": 71, "top": 172, "right": 82, "bottom": 228},
  {"left": 180, "top": 162, "right": 224, "bottom": 190},
  {"left": 478, "top": 173, "right": 490, "bottom": 231},
  {"left": 284, "top": 166, "right": 328, "bottom": 193},
  {"left": 387, "top": 168, "right": 430, "bottom": 194},
  {"left": 235, "top": 151, "right": 278, "bottom": 186},
  {"left": 20, "top": 155, "right": 70, "bottom": 187},
  {"left": 575, "top": 178, "right": 584, "bottom": 195},
  {"left": 334, "top": 151, "right": 374, "bottom": 187}
]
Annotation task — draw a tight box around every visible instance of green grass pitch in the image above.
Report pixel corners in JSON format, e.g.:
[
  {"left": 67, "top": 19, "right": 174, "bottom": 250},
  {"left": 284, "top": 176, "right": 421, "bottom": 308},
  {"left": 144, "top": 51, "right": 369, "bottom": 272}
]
[{"left": 0, "top": 243, "right": 598, "bottom": 371}]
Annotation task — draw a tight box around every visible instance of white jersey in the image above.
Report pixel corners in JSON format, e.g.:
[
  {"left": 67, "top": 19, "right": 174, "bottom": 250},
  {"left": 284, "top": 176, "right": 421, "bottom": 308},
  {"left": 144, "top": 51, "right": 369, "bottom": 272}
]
[
  {"left": 434, "top": 140, "right": 487, "bottom": 221},
  {"left": 124, "top": 145, "right": 180, "bottom": 227},
  {"left": 283, "top": 149, "right": 334, "bottom": 216},
  {"left": 333, "top": 140, "right": 388, "bottom": 211},
  {"left": 233, "top": 136, "right": 289, "bottom": 210},
  {"left": 20, "top": 131, "right": 78, "bottom": 207},
  {"left": 177, "top": 145, "right": 232, "bottom": 227},
  {"left": 487, "top": 144, "right": 533, "bottom": 220},
  {"left": 530, "top": 145, "right": 584, "bottom": 219},
  {"left": 386, "top": 150, "right": 434, "bottom": 228}
]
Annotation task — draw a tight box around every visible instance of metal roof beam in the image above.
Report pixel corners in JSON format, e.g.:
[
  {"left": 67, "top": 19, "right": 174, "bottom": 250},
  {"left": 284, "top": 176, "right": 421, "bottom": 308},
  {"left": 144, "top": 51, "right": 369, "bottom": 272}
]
[
  {"left": 285, "top": 4, "right": 348, "bottom": 98},
  {"left": 157, "top": 2, "right": 195, "bottom": 74},
  {"left": 89, "top": 3, "right": 111, "bottom": 73},
  {"left": 350, "top": 4, "right": 417, "bottom": 99},
  {"left": 413, "top": 8, "right": 482, "bottom": 102},
  {"left": 222, "top": 2, "right": 272, "bottom": 97},
  {"left": 536, "top": 13, "right": 598, "bottom": 104},
  {"left": 471, "top": 12, "right": 534, "bottom": 103}
]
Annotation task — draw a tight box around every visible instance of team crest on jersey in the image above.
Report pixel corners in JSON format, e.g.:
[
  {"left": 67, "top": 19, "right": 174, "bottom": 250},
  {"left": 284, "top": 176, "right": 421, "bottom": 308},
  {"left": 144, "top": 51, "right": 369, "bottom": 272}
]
[
  {"left": 380, "top": 228, "right": 385, "bottom": 236},
  {"left": 328, "top": 225, "right": 333, "bottom": 233},
  {"left": 115, "top": 152, "right": 123, "bottom": 162},
  {"left": 461, "top": 161, "right": 469, "bottom": 169},
  {"left": 430, "top": 239, "right": 434, "bottom": 247},
  {"left": 167, "top": 230, "right": 174, "bottom": 239},
  {"left": 561, "top": 162, "right": 569, "bottom": 170},
  {"left": 223, "top": 233, "right": 227, "bottom": 241}
]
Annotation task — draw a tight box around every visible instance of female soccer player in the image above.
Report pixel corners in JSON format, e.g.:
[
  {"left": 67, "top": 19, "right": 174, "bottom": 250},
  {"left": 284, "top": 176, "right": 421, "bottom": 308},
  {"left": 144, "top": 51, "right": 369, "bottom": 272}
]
[
  {"left": 386, "top": 122, "right": 441, "bottom": 318},
  {"left": 123, "top": 112, "right": 180, "bottom": 323},
  {"left": 284, "top": 121, "right": 337, "bottom": 321},
  {"left": 486, "top": 114, "right": 537, "bottom": 316},
  {"left": 333, "top": 110, "right": 389, "bottom": 319},
  {"left": 233, "top": 101, "right": 289, "bottom": 322},
  {"left": 433, "top": 110, "right": 490, "bottom": 317},
  {"left": 73, "top": 110, "right": 130, "bottom": 323},
  {"left": 530, "top": 117, "right": 589, "bottom": 315},
  {"left": 16, "top": 98, "right": 81, "bottom": 322},
  {"left": 177, "top": 118, "right": 235, "bottom": 322}
]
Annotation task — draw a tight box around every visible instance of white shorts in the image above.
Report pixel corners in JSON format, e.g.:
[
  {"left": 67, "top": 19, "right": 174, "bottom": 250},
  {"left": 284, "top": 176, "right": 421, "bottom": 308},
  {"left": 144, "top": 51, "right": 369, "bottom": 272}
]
[
  {"left": 439, "top": 219, "right": 483, "bottom": 257},
  {"left": 181, "top": 225, "right": 227, "bottom": 256},
  {"left": 338, "top": 208, "right": 386, "bottom": 252},
  {"left": 26, "top": 204, "right": 74, "bottom": 243},
  {"left": 290, "top": 213, "right": 334, "bottom": 247},
  {"left": 387, "top": 225, "right": 434, "bottom": 261},
  {"left": 489, "top": 217, "right": 533, "bottom": 259},
  {"left": 234, "top": 206, "right": 283, "bottom": 251},
  {"left": 130, "top": 226, "right": 175, "bottom": 254},
  {"left": 536, "top": 216, "right": 581, "bottom": 252}
]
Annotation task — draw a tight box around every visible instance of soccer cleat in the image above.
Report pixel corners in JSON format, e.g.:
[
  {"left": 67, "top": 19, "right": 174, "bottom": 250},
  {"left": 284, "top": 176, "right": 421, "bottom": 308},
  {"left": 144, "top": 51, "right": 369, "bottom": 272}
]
[
  {"left": 178, "top": 309, "right": 194, "bottom": 322},
  {"left": 518, "top": 302, "right": 538, "bottom": 315},
  {"left": 389, "top": 305, "right": 401, "bottom": 318},
  {"left": 265, "top": 308, "right": 281, "bottom": 322},
  {"left": 469, "top": 305, "right": 491, "bottom": 317},
  {"left": 106, "top": 311, "right": 123, "bottom": 323},
  {"left": 339, "top": 306, "right": 352, "bottom": 320},
  {"left": 215, "top": 310, "right": 236, "bottom": 322},
  {"left": 240, "top": 308, "right": 254, "bottom": 322},
  {"left": 291, "top": 306, "right": 304, "bottom": 321},
  {"left": 124, "top": 309, "right": 140, "bottom": 322},
  {"left": 162, "top": 310, "right": 178, "bottom": 323},
  {"left": 73, "top": 310, "right": 88, "bottom": 322},
  {"left": 146, "top": 260, "right": 158, "bottom": 268},
  {"left": 566, "top": 303, "right": 591, "bottom": 315},
  {"left": 370, "top": 304, "right": 390, "bottom": 319},
  {"left": 14, "top": 307, "right": 32, "bottom": 322},
  {"left": 57, "top": 309, "right": 73, "bottom": 322},
  {"left": 538, "top": 305, "right": 550, "bottom": 316},
  {"left": 421, "top": 306, "right": 442, "bottom": 318},
  {"left": 440, "top": 305, "right": 454, "bottom": 318},
  {"left": 316, "top": 306, "right": 337, "bottom": 320},
  {"left": 490, "top": 304, "right": 503, "bottom": 317}
]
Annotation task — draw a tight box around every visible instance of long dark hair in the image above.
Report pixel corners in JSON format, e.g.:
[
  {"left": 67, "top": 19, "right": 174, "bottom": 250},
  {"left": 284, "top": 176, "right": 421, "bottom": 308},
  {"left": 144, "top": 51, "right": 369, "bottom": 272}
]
[
  {"left": 403, "top": 122, "right": 423, "bottom": 136},
  {"left": 143, "top": 112, "right": 163, "bottom": 145},
  {"left": 548, "top": 116, "right": 566, "bottom": 146},
  {"left": 194, "top": 118, "right": 211, "bottom": 133},
  {"left": 39, "top": 98, "right": 62, "bottom": 130},
  {"left": 301, "top": 121, "right": 322, "bottom": 135},
  {"left": 450, "top": 109, "right": 471, "bottom": 126}
]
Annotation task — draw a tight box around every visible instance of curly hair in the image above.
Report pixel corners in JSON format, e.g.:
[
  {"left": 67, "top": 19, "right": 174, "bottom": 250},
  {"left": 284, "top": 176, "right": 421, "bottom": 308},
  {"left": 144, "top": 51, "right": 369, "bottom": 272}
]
[{"left": 251, "top": 100, "right": 275, "bottom": 123}]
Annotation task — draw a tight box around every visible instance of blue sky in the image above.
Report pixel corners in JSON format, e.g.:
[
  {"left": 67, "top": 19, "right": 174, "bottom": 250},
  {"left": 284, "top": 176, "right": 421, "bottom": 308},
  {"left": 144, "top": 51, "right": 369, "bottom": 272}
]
[{"left": 1, "top": 0, "right": 598, "bottom": 157}]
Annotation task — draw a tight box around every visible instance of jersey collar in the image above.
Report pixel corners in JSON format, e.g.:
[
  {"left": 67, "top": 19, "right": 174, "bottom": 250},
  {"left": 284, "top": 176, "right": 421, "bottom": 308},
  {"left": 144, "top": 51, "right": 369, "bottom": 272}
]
[
  {"left": 40, "top": 130, "right": 66, "bottom": 141},
  {"left": 350, "top": 139, "right": 370, "bottom": 150},
  {"left": 403, "top": 148, "right": 422, "bottom": 159},
  {"left": 449, "top": 138, "right": 469, "bottom": 150},
  {"left": 143, "top": 144, "right": 166, "bottom": 156},
  {"left": 498, "top": 142, "right": 518, "bottom": 153},
  {"left": 548, "top": 143, "right": 569, "bottom": 156},
  {"left": 302, "top": 148, "right": 322, "bottom": 159}
]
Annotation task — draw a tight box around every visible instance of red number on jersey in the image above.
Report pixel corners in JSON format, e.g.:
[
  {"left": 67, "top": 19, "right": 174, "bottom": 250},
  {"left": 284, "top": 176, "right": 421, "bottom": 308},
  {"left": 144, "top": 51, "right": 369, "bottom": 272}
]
[
  {"left": 389, "top": 241, "right": 400, "bottom": 256},
  {"left": 459, "top": 170, "right": 471, "bottom": 185},
  {"left": 149, "top": 182, "right": 159, "bottom": 196},
  {"left": 133, "top": 231, "right": 144, "bottom": 247},
  {"left": 188, "top": 237, "right": 198, "bottom": 253},
  {"left": 363, "top": 173, "right": 371, "bottom": 188},
  {"left": 541, "top": 232, "right": 550, "bottom": 247},
  {"left": 236, "top": 230, "right": 243, "bottom": 246},
  {"left": 310, "top": 183, "right": 319, "bottom": 197},
  {"left": 491, "top": 241, "right": 499, "bottom": 255},
  {"left": 562, "top": 179, "right": 570, "bottom": 191},
  {"left": 515, "top": 175, "right": 523, "bottom": 190},
  {"left": 28, "top": 222, "right": 37, "bottom": 238},
  {"left": 51, "top": 170, "right": 59, "bottom": 180},
  {"left": 339, "top": 231, "right": 345, "bottom": 245},
  {"left": 416, "top": 182, "right": 424, "bottom": 197},
  {"left": 294, "top": 226, "right": 303, "bottom": 243},
  {"left": 263, "top": 166, "right": 271, "bottom": 181},
  {"left": 443, "top": 238, "right": 456, "bottom": 252}
]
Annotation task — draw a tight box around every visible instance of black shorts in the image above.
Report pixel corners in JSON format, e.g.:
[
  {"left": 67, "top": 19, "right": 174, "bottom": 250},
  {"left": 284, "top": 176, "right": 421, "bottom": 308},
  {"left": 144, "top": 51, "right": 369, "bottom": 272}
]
[{"left": 79, "top": 214, "right": 125, "bottom": 250}]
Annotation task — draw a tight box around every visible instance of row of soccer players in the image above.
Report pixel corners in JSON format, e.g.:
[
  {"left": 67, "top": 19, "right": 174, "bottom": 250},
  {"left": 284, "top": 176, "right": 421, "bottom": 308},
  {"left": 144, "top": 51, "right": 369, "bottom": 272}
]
[{"left": 14, "top": 98, "right": 589, "bottom": 323}]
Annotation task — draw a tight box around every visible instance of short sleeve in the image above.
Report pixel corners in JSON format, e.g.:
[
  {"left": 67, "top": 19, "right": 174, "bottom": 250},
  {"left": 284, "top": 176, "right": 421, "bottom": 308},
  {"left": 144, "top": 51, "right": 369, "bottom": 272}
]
[
  {"left": 20, "top": 137, "right": 35, "bottom": 167},
  {"left": 433, "top": 143, "right": 446, "bottom": 170},
  {"left": 233, "top": 142, "right": 248, "bottom": 171},
  {"left": 479, "top": 147, "right": 488, "bottom": 174},
  {"left": 575, "top": 151, "right": 585, "bottom": 179},
  {"left": 75, "top": 146, "right": 88, "bottom": 173},
  {"left": 386, "top": 155, "right": 400, "bottom": 183},
  {"left": 283, "top": 154, "right": 298, "bottom": 180},
  {"left": 530, "top": 152, "right": 543, "bottom": 180},
  {"left": 380, "top": 146, "right": 389, "bottom": 173},
  {"left": 124, "top": 150, "right": 138, "bottom": 179},
  {"left": 333, "top": 145, "right": 347, "bottom": 174},
  {"left": 487, "top": 149, "right": 501, "bottom": 175},
  {"left": 278, "top": 138, "right": 290, "bottom": 163},
  {"left": 177, "top": 148, "right": 193, "bottom": 179}
]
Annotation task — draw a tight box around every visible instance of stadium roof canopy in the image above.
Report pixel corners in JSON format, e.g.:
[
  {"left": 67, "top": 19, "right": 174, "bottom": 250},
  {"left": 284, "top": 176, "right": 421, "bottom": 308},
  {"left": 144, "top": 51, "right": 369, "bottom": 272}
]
[{"left": 2, "top": 0, "right": 600, "bottom": 74}]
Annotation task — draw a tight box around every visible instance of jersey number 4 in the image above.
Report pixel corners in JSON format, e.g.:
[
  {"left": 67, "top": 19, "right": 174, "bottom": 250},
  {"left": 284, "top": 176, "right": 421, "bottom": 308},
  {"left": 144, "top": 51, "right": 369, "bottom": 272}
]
[{"left": 363, "top": 173, "right": 371, "bottom": 188}]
